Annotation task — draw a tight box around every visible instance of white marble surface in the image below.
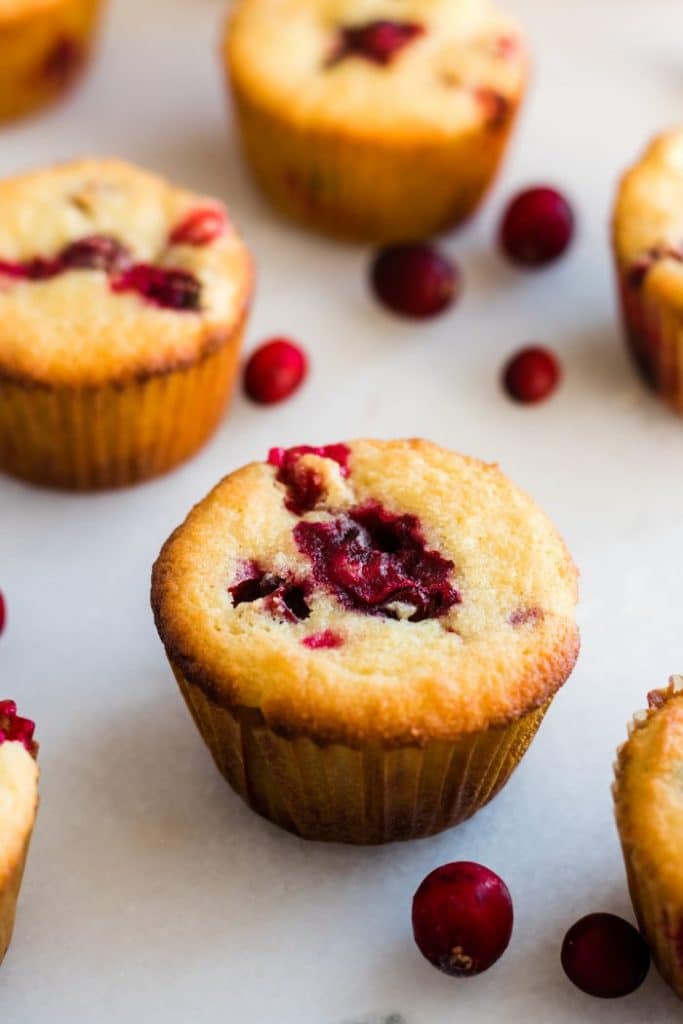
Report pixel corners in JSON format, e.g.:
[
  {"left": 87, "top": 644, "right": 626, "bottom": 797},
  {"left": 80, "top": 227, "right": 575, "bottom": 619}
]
[{"left": 2, "top": 0, "right": 683, "bottom": 1019}]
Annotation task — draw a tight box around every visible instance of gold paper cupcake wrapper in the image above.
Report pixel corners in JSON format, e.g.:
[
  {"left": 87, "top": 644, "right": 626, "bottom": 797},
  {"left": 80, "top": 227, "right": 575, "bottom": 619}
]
[
  {"left": 0, "top": 323, "right": 244, "bottom": 490},
  {"left": 613, "top": 676, "right": 683, "bottom": 998},
  {"left": 229, "top": 84, "right": 522, "bottom": 243},
  {"left": 617, "top": 268, "right": 683, "bottom": 412},
  {"left": 0, "top": 0, "right": 103, "bottom": 123},
  {"left": 0, "top": 831, "right": 33, "bottom": 965},
  {"left": 172, "top": 661, "right": 550, "bottom": 845}
]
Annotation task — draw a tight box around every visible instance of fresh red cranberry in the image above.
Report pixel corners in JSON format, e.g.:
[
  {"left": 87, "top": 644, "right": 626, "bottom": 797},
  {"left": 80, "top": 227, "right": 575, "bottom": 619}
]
[
  {"left": 170, "top": 207, "right": 227, "bottom": 247},
  {"left": 329, "top": 20, "right": 424, "bottom": 66},
  {"left": 503, "top": 346, "right": 561, "bottom": 404},
  {"left": 561, "top": 914, "right": 650, "bottom": 998},
  {"left": 371, "top": 243, "right": 460, "bottom": 319},
  {"left": 60, "top": 235, "right": 132, "bottom": 274},
  {"left": 302, "top": 630, "right": 344, "bottom": 649},
  {"left": 0, "top": 591, "right": 5, "bottom": 636},
  {"left": 268, "top": 444, "right": 350, "bottom": 513},
  {"left": 412, "top": 862, "right": 513, "bottom": 977},
  {"left": 0, "top": 699, "right": 37, "bottom": 757},
  {"left": 244, "top": 338, "right": 308, "bottom": 405},
  {"left": 294, "top": 502, "right": 460, "bottom": 622},
  {"left": 500, "top": 187, "right": 574, "bottom": 267},
  {"left": 112, "top": 265, "right": 201, "bottom": 311}
]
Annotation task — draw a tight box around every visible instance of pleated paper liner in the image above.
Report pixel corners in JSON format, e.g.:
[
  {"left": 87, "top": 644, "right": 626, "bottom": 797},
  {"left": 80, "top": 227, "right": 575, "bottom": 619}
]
[
  {"left": 0, "top": 0, "right": 104, "bottom": 123},
  {"left": 229, "top": 84, "right": 523, "bottom": 244},
  {"left": 613, "top": 676, "right": 683, "bottom": 998},
  {"left": 0, "top": 832, "right": 34, "bottom": 965},
  {"left": 0, "top": 319, "right": 244, "bottom": 491},
  {"left": 172, "top": 661, "right": 550, "bottom": 845},
  {"left": 617, "top": 266, "right": 683, "bottom": 412}
]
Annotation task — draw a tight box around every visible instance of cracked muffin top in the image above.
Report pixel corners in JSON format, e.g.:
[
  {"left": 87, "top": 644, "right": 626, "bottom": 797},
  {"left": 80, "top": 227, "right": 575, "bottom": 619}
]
[
  {"left": 613, "top": 130, "right": 683, "bottom": 304},
  {"left": 226, "top": 0, "right": 527, "bottom": 139},
  {"left": 152, "top": 439, "right": 579, "bottom": 745},
  {"left": 0, "top": 158, "right": 252, "bottom": 386}
]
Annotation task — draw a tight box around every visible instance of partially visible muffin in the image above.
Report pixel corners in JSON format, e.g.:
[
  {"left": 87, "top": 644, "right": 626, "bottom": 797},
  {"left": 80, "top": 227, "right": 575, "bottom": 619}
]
[
  {"left": 614, "top": 678, "right": 683, "bottom": 999},
  {"left": 0, "top": 0, "right": 104, "bottom": 122},
  {"left": 613, "top": 130, "right": 683, "bottom": 410},
  {"left": 224, "top": 0, "right": 528, "bottom": 242},
  {"left": 152, "top": 438, "right": 579, "bottom": 844},
  {"left": 0, "top": 158, "right": 253, "bottom": 490},
  {"left": 0, "top": 700, "right": 38, "bottom": 965}
]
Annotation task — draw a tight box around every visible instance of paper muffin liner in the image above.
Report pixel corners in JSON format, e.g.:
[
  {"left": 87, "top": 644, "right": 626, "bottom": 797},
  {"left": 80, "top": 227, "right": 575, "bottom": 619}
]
[
  {"left": 171, "top": 661, "right": 550, "bottom": 845},
  {"left": 228, "top": 83, "right": 523, "bottom": 244},
  {"left": 0, "top": 320, "right": 244, "bottom": 491},
  {"left": 617, "top": 267, "right": 683, "bottom": 411},
  {"left": 0, "top": 830, "right": 34, "bottom": 965},
  {"left": 613, "top": 676, "right": 683, "bottom": 998},
  {"left": 0, "top": 0, "right": 104, "bottom": 123}
]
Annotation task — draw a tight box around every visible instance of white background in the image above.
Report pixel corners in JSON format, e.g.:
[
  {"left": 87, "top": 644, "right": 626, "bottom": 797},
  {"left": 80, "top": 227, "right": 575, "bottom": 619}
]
[{"left": 2, "top": 0, "right": 683, "bottom": 1020}]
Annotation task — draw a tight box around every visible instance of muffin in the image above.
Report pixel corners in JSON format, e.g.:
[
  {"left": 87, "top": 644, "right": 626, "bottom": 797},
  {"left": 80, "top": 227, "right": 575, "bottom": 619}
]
[
  {"left": 0, "top": 158, "right": 253, "bottom": 490},
  {"left": 613, "top": 677, "right": 683, "bottom": 998},
  {"left": 0, "top": 700, "right": 38, "bottom": 965},
  {"left": 0, "top": 0, "right": 104, "bottom": 123},
  {"left": 613, "top": 130, "right": 683, "bottom": 411},
  {"left": 224, "top": 0, "right": 528, "bottom": 242},
  {"left": 152, "top": 439, "right": 579, "bottom": 844}
]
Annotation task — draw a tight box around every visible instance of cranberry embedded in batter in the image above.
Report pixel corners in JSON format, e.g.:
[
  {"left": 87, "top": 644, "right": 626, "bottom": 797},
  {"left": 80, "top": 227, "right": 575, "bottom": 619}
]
[{"left": 328, "top": 20, "right": 424, "bottom": 67}]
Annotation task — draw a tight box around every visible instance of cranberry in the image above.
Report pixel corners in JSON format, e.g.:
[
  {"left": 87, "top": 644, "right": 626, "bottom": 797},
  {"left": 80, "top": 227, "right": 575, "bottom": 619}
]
[
  {"left": 268, "top": 444, "right": 350, "bottom": 513},
  {"left": 60, "top": 235, "right": 132, "bottom": 274},
  {"left": 112, "top": 265, "right": 202, "bottom": 311},
  {"left": 329, "top": 20, "right": 424, "bottom": 66},
  {"left": 561, "top": 914, "right": 650, "bottom": 998},
  {"left": 412, "top": 863, "right": 513, "bottom": 977},
  {"left": 229, "top": 565, "right": 311, "bottom": 622},
  {"left": 500, "top": 187, "right": 574, "bottom": 267},
  {"left": 503, "top": 347, "right": 561, "bottom": 404},
  {"left": 244, "top": 338, "right": 308, "bottom": 405},
  {"left": 0, "top": 699, "right": 37, "bottom": 757},
  {"left": 371, "top": 243, "right": 460, "bottom": 319},
  {"left": 302, "top": 630, "right": 344, "bottom": 649},
  {"left": 294, "top": 502, "right": 460, "bottom": 622},
  {"left": 0, "top": 591, "right": 5, "bottom": 635},
  {"left": 170, "top": 207, "right": 227, "bottom": 246}
]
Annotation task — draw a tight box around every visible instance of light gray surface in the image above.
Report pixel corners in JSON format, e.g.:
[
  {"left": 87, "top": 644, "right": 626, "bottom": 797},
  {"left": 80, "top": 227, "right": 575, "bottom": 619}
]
[{"left": 2, "top": 0, "right": 683, "bottom": 1019}]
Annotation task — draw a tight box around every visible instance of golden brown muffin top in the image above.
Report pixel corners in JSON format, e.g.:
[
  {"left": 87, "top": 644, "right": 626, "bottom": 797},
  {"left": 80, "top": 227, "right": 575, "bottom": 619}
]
[
  {"left": 0, "top": 159, "right": 252, "bottom": 386},
  {"left": 226, "top": 0, "right": 527, "bottom": 140},
  {"left": 615, "top": 679, "right": 683, "bottom": 909},
  {"left": 0, "top": 743, "right": 38, "bottom": 890},
  {"left": 613, "top": 130, "right": 683, "bottom": 310},
  {"left": 152, "top": 439, "right": 579, "bottom": 746}
]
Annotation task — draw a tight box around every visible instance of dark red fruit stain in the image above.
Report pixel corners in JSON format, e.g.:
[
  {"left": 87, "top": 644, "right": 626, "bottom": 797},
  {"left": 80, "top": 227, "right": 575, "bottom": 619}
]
[
  {"left": 503, "top": 346, "right": 561, "bottom": 404},
  {"left": 302, "top": 629, "right": 344, "bottom": 649},
  {"left": 328, "top": 20, "right": 424, "bottom": 67},
  {"left": 41, "top": 36, "right": 83, "bottom": 88},
  {"left": 170, "top": 207, "right": 227, "bottom": 247},
  {"left": 244, "top": 338, "right": 308, "bottom": 405},
  {"left": 0, "top": 699, "right": 38, "bottom": 758},
  {"left": 294, "top": 502, "right": 460, "bottom": 622},
  {"left": 627, "top": 244, "right": 683, "bottom": 289},
  {"left": 60, "top": 235, "right": 132, "bottom": 274},
  {"left": 112, "top": 265, "right": 202, "bottom": 311},
  {"left": 268, "top": 444, "right": 351, "bottom": 514},
  {"left": 0, "top": 591, "right": 5, "bottom": 636},
  {"left": 412, "top": 862, "right": 514, "bottom": 977},
  {"left": 229, "top": 563, "right": 311, "bottom": 622},
  {"left": 475, "top": 88, "right": 510, "bottom": 130},
  {"left": 509, "top": 606, "right": 544, "bottom": 626},
  {"left": 371, "top": 243, "right": 460, "bottom": 319},
  {"left": 561, "top": 913, "right": 650, "bottom": 998},
  {"left": 500, "top": 187, "right": 574, "bottom": 267}
]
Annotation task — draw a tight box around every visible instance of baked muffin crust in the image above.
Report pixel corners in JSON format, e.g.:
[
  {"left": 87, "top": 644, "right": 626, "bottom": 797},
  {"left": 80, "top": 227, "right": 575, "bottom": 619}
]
[{"left": 153, "top": 439, "right": 579, "bottom": 746}]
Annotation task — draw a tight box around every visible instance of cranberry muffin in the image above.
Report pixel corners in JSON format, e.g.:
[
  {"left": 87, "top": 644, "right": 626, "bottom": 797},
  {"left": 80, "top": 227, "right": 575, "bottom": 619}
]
[
  {"left": 0, "top": 700, "right": 38, "bottom": 965},
  {"left": 613, "top": 130, "right": 683, "bottom": 411},
  {"left": 152, "top": 439, "right": 579, "bottom": 844},
  {"left": 224, "top": 0, "right": 528, "bottom": 242},
  {"left": 614, "top": 677, "right": 683, "bottom": 999},
  {"left": 0, "top": 158, "right": 252, "bottom": 490},
  {"left": 0, "top": 0, "right": 104, "bottom": 122}
]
